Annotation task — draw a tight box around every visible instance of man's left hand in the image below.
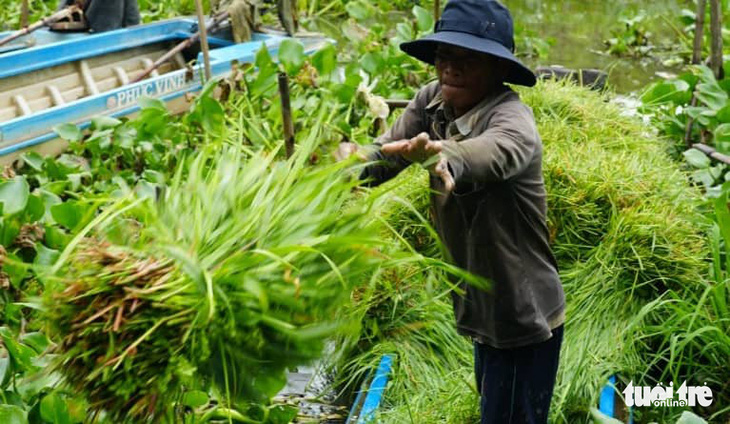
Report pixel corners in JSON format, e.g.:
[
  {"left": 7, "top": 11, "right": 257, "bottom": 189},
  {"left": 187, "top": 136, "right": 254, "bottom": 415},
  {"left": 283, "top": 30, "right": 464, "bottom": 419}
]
[
  {"left": 381, "top": 132, "right": 454, "bottom": 191},
  {"left": 381, "top": 132, "right": 442, "bottom": 163}
]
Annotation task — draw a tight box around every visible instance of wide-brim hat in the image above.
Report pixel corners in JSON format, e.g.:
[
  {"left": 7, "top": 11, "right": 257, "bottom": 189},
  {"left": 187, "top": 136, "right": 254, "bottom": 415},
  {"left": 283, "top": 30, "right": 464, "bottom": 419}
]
[{"left": 401, "top": 0, "right": 537, "bottom": 87}]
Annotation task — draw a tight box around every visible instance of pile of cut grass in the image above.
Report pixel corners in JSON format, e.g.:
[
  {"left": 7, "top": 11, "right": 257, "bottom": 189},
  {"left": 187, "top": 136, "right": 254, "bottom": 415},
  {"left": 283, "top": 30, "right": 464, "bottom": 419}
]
[
  {"left": 524, "top": 81, "right": 709, "bottom": 422},
  {"left": 340, "top": 80, "right": 712, "bottom": 423}
]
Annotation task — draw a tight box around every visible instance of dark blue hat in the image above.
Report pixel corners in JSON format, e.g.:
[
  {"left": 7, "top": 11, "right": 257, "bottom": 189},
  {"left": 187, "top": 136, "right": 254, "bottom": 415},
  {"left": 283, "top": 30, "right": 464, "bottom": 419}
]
[{"left": 401, "top": 0, "right": 536, "bottom": 87}]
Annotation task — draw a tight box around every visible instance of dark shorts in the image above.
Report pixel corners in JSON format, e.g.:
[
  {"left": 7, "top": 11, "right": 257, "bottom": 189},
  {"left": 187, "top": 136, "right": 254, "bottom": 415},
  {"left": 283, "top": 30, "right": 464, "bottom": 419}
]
[{"left": 474, "top": 325, "right": 564, "bottom": 424}]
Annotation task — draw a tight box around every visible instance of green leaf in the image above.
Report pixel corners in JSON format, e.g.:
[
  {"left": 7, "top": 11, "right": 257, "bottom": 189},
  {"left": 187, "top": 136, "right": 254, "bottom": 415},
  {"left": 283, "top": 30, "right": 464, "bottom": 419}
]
[
  {"left": 0, "top": 327, "right": 37, "bottom": 372},
  {"left": 4, "top": 252, "right": 29, "bottom": 289},
  {"left": 134, "top": 180, "right": 158, "bottom": 200},
  {"left": 255, "top": 44, "right": 275, "bottom": 71},
  {"left": 360, "top": 52, "right": 385, "bottom": 75},
  {"left": 53, "top": 124, "right": 81, "bottom": 142},
  {"left": 40, "top": 392, "right": 71, "bottom": 424},
  {"left": 25, "top": 194, "right": 44, "bottom": 222},
  {"left": 39, "top": 190, "right": 62, "bottom": 224},
  {"left": 57, "top": 155, "right": 86, "bottom": 173},
  {"left": 34, "top": 244, "right": 60, "bottom": 268},
  {"left": 696, "top": 64, "right": 717, "bottom": 84},
  {"left": 341, "top": 20, "right": 369, "bottom": 42},
  {"left": 696, "top": 81, "right": 729, "bottom": 110},
  {"left": 20, "top": 332, "right": 50, "bottom": 354},
  {"left": 278, "top": 39, "right": 305, "bottom": 74},
  {"left": 345, "top": 1, "right": 372, "bottom": 21},
  {"left": 311, "top": 43, "right": 337, "bottom": 77},
  {"left": 715, "top": 124, "right": 730, "bottom": 154},
  {"left": 198, "top": 77, "right": 220, "bottom": 101},
  {"left": 50, "top": 201, "right": 92, "bottom": 232},
  {"left": 344, "top": 64, "right": 363, "bottom": 88},
  {"left": 0, "top": 357, "right": 8, "bottom": 386},
  {"left": 180, "top": 390, "right": 209, "bottom": 408},
  {"left": 201, "top": 97, "right": 225, "bottom": 135},
  {"left": 267, "top": 405, "right": 298, "bottom": 424},
  {"left": 676, "top": 411, "right": 709, "bottom": 424},
  {"left": 21, "top": 152, "right": 44, "bottom": 172},
  {"left": 640, "top": 79, "right": 691, "bottom": 105},
  {"left": 137, "top": 107, "right": 167, "bottom": 136},
  {"left": 589, "top": 408, "right": 624, "bottom": 424},
  {"left": 90, "top": 116, "right": 122, "bottom": 130},
  {"left": 0, "top": 217, "right": 21, "bottom": 246},
  {"left": 717, "top": 104, "right": 730, "bottom": 123},
  {"left": 413, "top": 6, "right": 434, "bottom": 32},
  {"left": 252, "top": 369, "right": 287, "bottom": 399},
  {"left": 714, "top": 183, "right": 730, "bottom": 262},
  {"left": 678, "top": 71, "right": 699, "bottom": 89},
  {"left": 44, "top": 226, "right": 70, "bottom": 251},
  {"left": 684, "top": 148, "right": 711, "bottom": 168},
  {"left": 142, "top": 170, "right": 165, "bottom": 185},
  {"left": 394, "top": 22, "right": 414, "bottom": 44},
  {"left": 0, "top": 177, "right": 30, "bottom": 216},
  {"left": 0, "top": 405, "right": 27, "bottom": 424},
  {"left": 692, "top": 168, "right": 715, "bottom": 187},
  {"left": 138, "top": 96, "right": 167, "bottom": 111}
]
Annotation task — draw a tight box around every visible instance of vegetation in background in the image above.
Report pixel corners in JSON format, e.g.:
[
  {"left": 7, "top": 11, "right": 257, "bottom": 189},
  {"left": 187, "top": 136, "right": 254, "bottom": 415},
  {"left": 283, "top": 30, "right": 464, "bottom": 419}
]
[
  {"left": 604, "top": 12, "right": 653, "bottom": 57},
  {"left": 641, "top": 65, "right": 730, "bottom": 193}
]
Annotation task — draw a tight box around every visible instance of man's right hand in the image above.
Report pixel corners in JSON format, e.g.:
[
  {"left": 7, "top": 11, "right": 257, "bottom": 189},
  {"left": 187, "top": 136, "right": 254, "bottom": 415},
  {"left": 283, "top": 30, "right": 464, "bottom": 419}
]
[
  {"left": 381, "top": 132, "right": 442, "bottom": 163},
  {"left": 381, "top": 133, "right": 454, "bottom": 192}
]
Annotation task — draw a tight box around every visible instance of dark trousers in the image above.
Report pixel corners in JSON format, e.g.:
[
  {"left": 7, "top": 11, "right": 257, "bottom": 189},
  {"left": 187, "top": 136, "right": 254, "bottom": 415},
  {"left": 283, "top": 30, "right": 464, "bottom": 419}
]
[{"left": 474, "top": 325, "right": 563, "bottom": 424}]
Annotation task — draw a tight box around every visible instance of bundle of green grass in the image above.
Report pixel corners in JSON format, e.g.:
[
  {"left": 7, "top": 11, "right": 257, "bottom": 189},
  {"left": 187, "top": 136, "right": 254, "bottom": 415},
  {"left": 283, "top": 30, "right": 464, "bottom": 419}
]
[
  {"left": 341, "top": 80, "right": 710, "bottom": 423},
  {"left": 525, "top": 81, "right": 708, "bottom": 422},
  {"left": 41, "top": 140, "right": 430, "bottom": 421}
]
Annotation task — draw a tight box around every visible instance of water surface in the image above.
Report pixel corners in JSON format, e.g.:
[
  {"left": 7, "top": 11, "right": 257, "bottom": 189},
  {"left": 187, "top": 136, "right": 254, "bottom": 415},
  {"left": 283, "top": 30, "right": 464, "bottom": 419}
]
[{"left": 507, "top": 0, "right": 688, "bottom": 92}]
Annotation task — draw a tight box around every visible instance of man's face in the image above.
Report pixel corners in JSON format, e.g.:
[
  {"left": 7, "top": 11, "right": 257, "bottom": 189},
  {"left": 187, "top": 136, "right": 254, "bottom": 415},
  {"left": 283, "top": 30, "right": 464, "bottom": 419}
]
[{"left": 434, "top": 43, "right": 506, "bottom": 116}]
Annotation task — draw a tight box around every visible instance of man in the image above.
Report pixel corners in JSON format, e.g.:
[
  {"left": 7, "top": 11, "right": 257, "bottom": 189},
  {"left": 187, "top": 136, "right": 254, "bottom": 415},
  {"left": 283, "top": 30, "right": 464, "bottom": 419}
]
[
  {"left": 57, "top": 0, "right": 140, "bottom": 33},
  {"left": 354, "top": 1, "right": 565, "bottom": 422}
]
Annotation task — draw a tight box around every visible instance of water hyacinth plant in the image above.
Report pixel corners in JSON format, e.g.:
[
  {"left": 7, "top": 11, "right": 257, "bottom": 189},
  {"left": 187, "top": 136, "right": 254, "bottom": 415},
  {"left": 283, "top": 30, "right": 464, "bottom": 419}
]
[{"left": 40, "top": 135, "right": 458, "bottom": 421}]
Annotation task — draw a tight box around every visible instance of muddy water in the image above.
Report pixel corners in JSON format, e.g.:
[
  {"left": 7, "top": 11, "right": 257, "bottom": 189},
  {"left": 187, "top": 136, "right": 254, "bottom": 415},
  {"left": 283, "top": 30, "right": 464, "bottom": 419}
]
[{"left": 506, "top": 0, "right": 687, "bottom": 92}]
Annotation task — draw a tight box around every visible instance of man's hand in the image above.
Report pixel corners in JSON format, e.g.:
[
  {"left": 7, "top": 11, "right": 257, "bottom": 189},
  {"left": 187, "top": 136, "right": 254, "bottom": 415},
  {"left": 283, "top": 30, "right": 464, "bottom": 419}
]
[
  {"left": 431, "top": 154, "right": 455, "bottom": 192},
  {"left": 381, "top": 132, "right": 454, "bottom": 191},
  {"left": 381, "top": 132, "right": 442, "bottom": 163}
]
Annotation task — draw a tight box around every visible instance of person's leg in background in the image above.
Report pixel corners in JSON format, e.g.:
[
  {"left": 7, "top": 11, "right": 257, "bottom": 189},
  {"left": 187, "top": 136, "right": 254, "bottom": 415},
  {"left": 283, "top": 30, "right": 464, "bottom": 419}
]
[
  {"left": 84, "top": 0, "right": 124, "bottom": 32},
  {"left": 122, "top": 0, "right": 141, "bottom": 28}
]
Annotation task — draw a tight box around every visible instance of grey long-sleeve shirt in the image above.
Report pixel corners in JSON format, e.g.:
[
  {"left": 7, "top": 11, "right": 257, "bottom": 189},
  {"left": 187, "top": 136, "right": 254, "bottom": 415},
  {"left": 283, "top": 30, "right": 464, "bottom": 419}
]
[{"left": 361, "top": 81, "right": 565, "bottom": 349}]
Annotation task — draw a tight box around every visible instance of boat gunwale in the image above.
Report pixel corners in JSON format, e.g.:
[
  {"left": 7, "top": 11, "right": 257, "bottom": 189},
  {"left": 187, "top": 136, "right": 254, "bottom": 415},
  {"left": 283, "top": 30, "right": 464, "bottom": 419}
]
[{"left": 0, "top": 18, "right": 220, "bottom": 80}]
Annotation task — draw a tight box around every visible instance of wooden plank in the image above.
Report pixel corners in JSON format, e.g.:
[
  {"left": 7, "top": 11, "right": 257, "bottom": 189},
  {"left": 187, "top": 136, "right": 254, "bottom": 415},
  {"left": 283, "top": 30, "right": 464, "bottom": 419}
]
[
  {"left": 13, "top": 95, "right": 32, "bottom": 115},
  {"left": 141, "top": 58, "right": 160, "bottom": 78},
  {"left": 113, "top": 66, "right": 130, "bottom": 85},
  {"left": 79, "top": 60, "right": 99, "bottom": 96},
  {"left": 47, "top": 85, "right": 65, "bottom": 106},
  {"left": 26, "top": 96, "right": 53, "bottom": 112}
]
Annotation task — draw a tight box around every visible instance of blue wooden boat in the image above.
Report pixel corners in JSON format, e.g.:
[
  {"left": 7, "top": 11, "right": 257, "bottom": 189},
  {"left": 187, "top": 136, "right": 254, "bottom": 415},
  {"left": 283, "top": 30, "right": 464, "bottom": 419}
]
[{"left": 0, "top": 18, "right": 329, "bottom": 165}]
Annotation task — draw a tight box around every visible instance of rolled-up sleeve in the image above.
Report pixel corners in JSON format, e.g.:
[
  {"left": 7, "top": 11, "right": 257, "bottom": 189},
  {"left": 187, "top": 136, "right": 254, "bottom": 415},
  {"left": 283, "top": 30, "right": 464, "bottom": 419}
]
[
  {"left": 359, "top": 84, "right": 436, "bottom": 186},
  {"left": 440, "top": 102, "right": 538, "bottom": 183}
]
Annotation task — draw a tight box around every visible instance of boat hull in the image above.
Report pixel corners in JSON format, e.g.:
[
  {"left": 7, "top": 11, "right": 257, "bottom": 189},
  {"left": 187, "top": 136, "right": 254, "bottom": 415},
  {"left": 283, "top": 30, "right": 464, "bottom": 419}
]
[{"left": 0, "top": 18, "right": 329, "bottom": 165}]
